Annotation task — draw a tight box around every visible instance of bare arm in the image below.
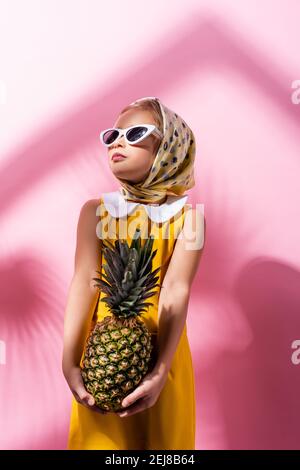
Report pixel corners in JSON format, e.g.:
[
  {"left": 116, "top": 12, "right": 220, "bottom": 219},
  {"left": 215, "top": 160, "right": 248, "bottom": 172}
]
[
  {"left": 62, "top": 199, "right": 106, "bottom": 413},
  {"left": 154, "top": 207, "right": 205, "bottom": 377}
]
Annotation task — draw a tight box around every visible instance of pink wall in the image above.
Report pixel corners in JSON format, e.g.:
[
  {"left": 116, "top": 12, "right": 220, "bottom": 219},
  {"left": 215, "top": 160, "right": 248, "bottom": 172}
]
[{"left": 0, "top": 0, "right": 300, "bottom": 449}]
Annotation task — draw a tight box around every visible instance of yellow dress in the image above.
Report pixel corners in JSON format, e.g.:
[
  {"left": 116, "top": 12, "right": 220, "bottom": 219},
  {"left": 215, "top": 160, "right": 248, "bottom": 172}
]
[{"left": 67, "top": 190, "right": 196, "bottom": 450}]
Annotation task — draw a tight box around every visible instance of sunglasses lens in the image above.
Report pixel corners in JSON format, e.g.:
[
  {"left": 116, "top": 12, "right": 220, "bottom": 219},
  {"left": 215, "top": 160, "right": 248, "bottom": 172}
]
[
  {"left": 102, "top": 129, "right": 120, "bottom": 145},
  {"left": 126, "top": 126, "right": 148, "bottom": 143}
]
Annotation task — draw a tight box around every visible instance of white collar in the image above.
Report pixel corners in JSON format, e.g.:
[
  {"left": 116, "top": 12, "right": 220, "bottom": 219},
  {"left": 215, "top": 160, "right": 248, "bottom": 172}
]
[{"left": 102, "top": 190, "right": 188, "bottom": 223}]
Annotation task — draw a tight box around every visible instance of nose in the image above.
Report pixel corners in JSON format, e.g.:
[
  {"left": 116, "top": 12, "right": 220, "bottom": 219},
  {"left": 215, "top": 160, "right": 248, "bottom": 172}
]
[{"left": 110, "top": 132, "right": 126, "bottom": 149}]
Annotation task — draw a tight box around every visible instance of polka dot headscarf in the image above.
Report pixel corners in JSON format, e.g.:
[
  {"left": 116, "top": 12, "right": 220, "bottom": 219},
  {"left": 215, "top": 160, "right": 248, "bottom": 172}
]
[{"left": 117, "top": 96, "right": 196, "bottom": 204}]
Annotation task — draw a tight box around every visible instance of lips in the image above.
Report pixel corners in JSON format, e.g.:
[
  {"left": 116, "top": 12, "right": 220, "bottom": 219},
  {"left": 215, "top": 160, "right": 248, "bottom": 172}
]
[{"left": 112, "top": 153, "right": 127, "bottom": 161}]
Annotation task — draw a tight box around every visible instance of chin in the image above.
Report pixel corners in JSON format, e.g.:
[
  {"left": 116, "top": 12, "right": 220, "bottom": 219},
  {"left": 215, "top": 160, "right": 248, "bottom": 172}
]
[{"left": 111, "top": 168, "right": 146, "bottom": 183}]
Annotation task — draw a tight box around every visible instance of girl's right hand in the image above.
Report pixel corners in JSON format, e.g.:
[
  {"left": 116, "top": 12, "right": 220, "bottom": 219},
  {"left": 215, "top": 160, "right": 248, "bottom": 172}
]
[{"left": 64, "top": 365, "right": 108, "bottom": 415}]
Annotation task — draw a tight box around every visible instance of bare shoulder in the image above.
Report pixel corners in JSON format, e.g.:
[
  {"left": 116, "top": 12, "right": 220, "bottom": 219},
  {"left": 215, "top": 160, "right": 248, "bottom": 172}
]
[
  {"left": 79, "top": 198, "right": 100, "bottom": 219},
  {"left": 80, "top": 198, "right": 100, "bottom": 214},
  {"left": 77, "top": 198, "right": 102, "bottom": 237},
  {"left": 73, "top": 199, "right": 102, "bottom": 278}
]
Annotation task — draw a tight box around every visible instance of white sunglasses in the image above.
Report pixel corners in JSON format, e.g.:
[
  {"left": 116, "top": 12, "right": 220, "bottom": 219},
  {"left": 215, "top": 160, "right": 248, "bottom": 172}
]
[{"left": 99, "top": 124, "right": 163, "bottom": 147}]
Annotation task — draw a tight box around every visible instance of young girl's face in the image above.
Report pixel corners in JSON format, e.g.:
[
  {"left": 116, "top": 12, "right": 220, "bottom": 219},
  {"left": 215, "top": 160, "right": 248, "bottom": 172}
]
[{"left": 107, "top": 108, "right": 161, "bottom": 184}]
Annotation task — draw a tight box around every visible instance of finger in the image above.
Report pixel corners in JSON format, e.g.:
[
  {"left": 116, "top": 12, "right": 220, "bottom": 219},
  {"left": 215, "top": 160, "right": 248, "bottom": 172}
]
[
  {"left": 76, "top": 396, "right": 108, "bottom": 414},
  {"left": 73, "top": 390, "right": 107, "bottom": 414},
  {"left": 121, "top": 386, "right": 146, "bottom": 408},
  {"left": 74, "top": 372, "right": 109, "bottom": 411},
  {"left": 118, "top": 399, "right": 148, "bottom": 418},
  {"left": 88, "top": 404, "right": 108, "bottom": 414},
  {"left": 76, "top": 386, "right": 95, "bottom": 405},
  {"left": 81, "top": 393, "right": 95, "bottom": 406}
]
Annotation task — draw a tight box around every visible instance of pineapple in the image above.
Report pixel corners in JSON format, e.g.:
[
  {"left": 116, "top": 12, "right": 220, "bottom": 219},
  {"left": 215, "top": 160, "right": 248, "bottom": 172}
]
[{"left": 80, "top": 227, "right": 162, "bottom": 412}]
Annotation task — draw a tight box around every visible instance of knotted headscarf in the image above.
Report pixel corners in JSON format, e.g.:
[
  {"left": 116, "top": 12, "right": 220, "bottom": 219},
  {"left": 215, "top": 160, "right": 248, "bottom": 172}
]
[{"left": 116, "top": 96, "right": 196, "bottom": 204}]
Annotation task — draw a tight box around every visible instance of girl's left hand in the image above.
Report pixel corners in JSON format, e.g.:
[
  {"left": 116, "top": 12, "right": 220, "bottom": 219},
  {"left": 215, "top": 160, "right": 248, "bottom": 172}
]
[{"left": 117, "top": 369, "right": 168, "bottom": 418}]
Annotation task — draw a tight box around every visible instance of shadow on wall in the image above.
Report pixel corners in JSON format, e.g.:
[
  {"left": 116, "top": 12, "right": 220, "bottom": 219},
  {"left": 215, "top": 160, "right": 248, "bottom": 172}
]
[
  {"left": 0, "top": 12, "right": 299, "bottom": 449},
  {"left": 1, "top": 14, "right": 299, "bottom": 215},
  {"left": 0, "top": 254, "right": 70, "bottom": 450},
  {"left": 212, "top": 259, "right": 300, "bottom": 450}
]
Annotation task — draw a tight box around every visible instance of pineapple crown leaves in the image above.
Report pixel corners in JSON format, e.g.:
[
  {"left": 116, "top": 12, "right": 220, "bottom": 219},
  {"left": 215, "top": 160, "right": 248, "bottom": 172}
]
[{"left": 92, "top": 228, "right": 163, "bottom": 318}]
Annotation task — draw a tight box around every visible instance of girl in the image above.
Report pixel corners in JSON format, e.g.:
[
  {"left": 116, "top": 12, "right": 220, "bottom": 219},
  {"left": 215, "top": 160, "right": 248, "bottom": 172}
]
[{"left": 62, "top": 96, "right": 205, "bottom": 450}]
